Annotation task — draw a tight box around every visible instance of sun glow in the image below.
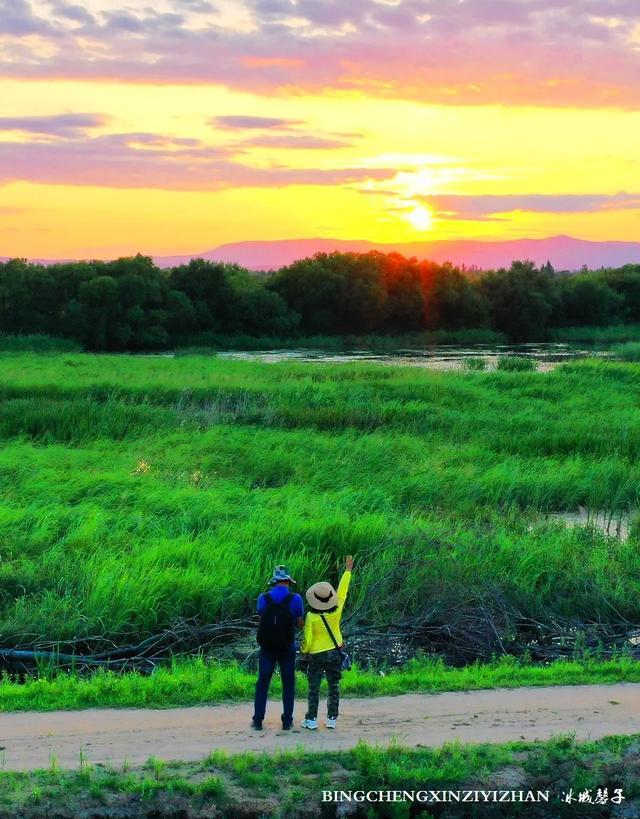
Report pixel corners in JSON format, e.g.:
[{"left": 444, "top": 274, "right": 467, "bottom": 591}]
[
  {"left": 404, "top": 204, "right": 434, "bottom": 232},
  {"left": 3, "top": 75, "right": 640, "bottom": 254}
]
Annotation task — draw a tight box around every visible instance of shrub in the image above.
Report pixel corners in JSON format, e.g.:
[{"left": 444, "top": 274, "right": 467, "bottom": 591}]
[
  {"left": 174, "top": 346, "right": 218, "bottom": 357},
  {"left": 611, "top": 342, "right": 640, "bottom": 362},
  {"left": 464, "top": 357, "right": 488, "bottom": 371},
  {"left": 0, "top": 334, "right": 82, "bottom": 353},
  {"left": 497, "top": 355, "right": 538, "bottom": 372}
]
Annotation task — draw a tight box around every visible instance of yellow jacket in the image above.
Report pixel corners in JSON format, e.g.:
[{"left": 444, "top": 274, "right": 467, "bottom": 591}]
[{"left": 301, "top": 571, "right": 351, "bottom": 654}]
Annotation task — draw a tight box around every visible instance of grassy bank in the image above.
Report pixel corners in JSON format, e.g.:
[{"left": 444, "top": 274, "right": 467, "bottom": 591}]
[
  {"left": 550, "top": 324, "right": 640, "bottom": 344},
  {"left": 611, "top": 341, "right": 640, "bottom": 362},
  {"left": 0, "top": 353, "right": 639, "bottom": 650},
  {"left": 177, "top": 327, "right": 509, "bottom": 351},
  {"left": 1, "top": 656, "right": 640, "bottom": 712},
  {"left": 0, "top": 334, "right": 82, "bottom": 353},
  {"left": 0, "top": 734, "right": 635, "bottom": 817},
  {"left": 4, "top": 325, "right": 640, "bottom": 354}
]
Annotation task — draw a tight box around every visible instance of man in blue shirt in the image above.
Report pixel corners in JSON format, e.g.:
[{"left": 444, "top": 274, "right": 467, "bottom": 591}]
[{"left": 252, "top": 565, "right": 304, "bottom": 731}]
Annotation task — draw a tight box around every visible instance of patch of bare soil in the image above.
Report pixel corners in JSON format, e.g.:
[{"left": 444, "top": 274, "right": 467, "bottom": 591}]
[{"left": 2, "top": 684, "right": 640, "bottom": 772}]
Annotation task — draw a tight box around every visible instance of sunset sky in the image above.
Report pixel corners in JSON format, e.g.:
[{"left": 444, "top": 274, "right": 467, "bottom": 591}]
[{"left": 1, "top": 0, "right": 640, "bottom": 258}]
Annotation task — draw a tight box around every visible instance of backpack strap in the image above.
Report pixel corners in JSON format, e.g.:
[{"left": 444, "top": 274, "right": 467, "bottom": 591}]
[
  {"left": 264, "top": 591, "right": 293, "bottom": 610},
  {"left": 319, "top": 614, "right": 341, "bottom": 650}
]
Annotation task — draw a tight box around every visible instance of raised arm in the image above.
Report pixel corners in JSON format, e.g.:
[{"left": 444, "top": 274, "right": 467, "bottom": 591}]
[{"left": 336, "top": 555, "right": 354, "bottom": 614}]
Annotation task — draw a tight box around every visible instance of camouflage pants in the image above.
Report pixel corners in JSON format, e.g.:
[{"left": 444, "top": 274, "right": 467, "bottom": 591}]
[{"left": 305, "top": 649, "right": 342, "bottom": 720}]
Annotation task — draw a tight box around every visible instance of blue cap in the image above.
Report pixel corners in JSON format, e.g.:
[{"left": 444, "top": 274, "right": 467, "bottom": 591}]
[{"left": 269, "top": 565, "right": 297, "bottom": 585}]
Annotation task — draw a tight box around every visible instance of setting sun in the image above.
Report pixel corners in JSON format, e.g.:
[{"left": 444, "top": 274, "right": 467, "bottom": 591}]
[{"left": 404, "top": 205, "right": 434, "bottom": 233}]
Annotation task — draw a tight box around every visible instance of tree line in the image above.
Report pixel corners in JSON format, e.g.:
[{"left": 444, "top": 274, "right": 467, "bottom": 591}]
[{"left": 1, "top": 251, "right": 639, "bottom": 349}]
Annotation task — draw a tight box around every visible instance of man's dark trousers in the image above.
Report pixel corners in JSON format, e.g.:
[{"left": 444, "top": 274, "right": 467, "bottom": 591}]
[{"left": 253, "top": 646, "right": 296, "bottom": 726}]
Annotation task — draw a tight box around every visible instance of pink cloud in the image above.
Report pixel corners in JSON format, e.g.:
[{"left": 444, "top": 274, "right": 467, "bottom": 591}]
[
  {"left": 212, "top": 115, "right": 305, "bottom": 130},
  {"left": 210, "top": 114, "right": 360, "bottom": 149},
  {"left": 0, "top": 1, "right": 639, "bottom": 107},
  {"left": 241, "top": 133, "right": 355, "bottom": 149},
  {"left": 421, "top": 192, "right": 640, "bottom": 219},
  {"left": 0, "top": 113, "right": 107, "bottom": 135},
  {"left": 0, "top": 130, "right": 395, "bottom": 189}
]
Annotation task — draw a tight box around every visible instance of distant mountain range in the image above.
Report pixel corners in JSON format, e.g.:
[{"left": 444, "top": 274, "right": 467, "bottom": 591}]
[
  {"left": 156, "top": 235, "right": 640, "bottom": 271},
  {"left": 4, "top": 235, "right": 640, "bottom": 271}
]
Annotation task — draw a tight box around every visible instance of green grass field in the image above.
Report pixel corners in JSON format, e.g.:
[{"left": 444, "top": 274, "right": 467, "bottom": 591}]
[
  {"left": 0, "top": 734, "right": 634, "bottom": 818},
  {"left": 2, "top": 656, "right": 640, "bottom": 712},
  {"left": 0, "top": 352, "right": 639, "bottom": 653}
]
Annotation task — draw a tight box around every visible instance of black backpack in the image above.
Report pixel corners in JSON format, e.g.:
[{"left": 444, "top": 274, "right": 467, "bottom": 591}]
[{"left": 257, "top": 592, "right": 294, "bottom": 651}]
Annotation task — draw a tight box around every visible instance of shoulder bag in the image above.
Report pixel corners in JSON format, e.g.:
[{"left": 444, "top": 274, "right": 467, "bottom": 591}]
[{"left": 319, "top": 614, "right": 352, "bottom": 671}]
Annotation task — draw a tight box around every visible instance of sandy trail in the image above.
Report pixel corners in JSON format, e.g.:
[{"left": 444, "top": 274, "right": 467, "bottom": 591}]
[{"left": 0, "top": 683, "right": 638, "bottom": 771}]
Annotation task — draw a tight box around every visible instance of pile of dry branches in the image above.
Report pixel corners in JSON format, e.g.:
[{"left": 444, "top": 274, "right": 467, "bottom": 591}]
[
  {"left": 2, "top": 597, "right": 639, "bottom": 677},
  {"left": 0, "top": 617, "right": 256, "bottom": 675},
  {"left": 2, "top": 546, "right": 639, "bottom": 675}
]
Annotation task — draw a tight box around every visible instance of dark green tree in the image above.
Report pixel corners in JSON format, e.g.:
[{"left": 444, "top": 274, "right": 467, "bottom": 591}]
[
  {"left": 372, "top": 252, "right": 425, "bottom": 332},
  {"left": 168, "top": 259, "right": 237, "bottom": 333},
  {"left": 551, "top": 274, "right": 625, "bottom": 326},
  {"left": 226, "top": 267, "right": 297, "bottom": 336},
  {"left": 480, "top": 261, "right": 555, "bottom": 341},
  {"left": 428, "top": 266, "right": 489, "bottom": 330},
  {"left": 601, "top": 266, "right": 640, "bottom": 322},
  {"left": 268, "top": 252, "right": 387, "bottom": 334}
]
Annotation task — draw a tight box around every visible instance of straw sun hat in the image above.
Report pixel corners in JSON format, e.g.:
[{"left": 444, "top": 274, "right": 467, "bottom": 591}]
[{"left": 305, "top": 581, "right": 338, "bottom": 611}]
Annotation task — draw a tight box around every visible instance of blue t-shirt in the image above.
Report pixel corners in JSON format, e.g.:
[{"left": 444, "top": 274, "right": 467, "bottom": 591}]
[{"left": 257, "top": 586, "right": 304, "bottom": 620}]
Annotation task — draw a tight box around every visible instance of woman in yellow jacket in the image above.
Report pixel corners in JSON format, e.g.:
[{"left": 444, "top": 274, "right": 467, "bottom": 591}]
[{"left": 300, "top": 555, "right": 353, "bottom": 730}]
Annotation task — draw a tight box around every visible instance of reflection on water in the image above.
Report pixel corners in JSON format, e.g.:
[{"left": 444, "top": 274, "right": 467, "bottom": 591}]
[
  {"left": 217, "top": 343, "right": 602, "bottom": 371},
  {"left": 543, "top": 508, "right": 633, "bottom": 540}
]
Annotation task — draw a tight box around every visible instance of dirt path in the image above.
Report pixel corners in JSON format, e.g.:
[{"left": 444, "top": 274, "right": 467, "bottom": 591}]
[{"left": 1, "top": 683, "right": 639, "bottom": 771}]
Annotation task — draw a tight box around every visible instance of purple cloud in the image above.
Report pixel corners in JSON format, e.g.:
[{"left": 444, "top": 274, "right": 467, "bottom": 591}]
[
  {"left": 180, "top": 0, "right": 216, "bottom": 10},
  {"left": 211, "top": 115, "right": 358, "bottom": 148},
  {"left": 1, "top": 1, "right": 640, "bottom": 108},
  {"left": 0, "top": 130, "right": 395, "bottom": 190},
  {"left": 241, "top": 134, "right": 355, "bottom": 149},
  {"left": 422, "top": 193, "right": 640, "bottom": 218},
  {"left": 212, "top": 116, "right": 306, "bottom": 130},
  {"left": 102, "top": 11, "right": 145, "bottom": 33},
  {"left": 0, "top": 0, "right": 54, "bottom": 35},
  {"left": 50, "top": 3, "right": 96, "bottom": 26},
  {"left": 0, "top": 113, "right": 108, "bottom": 136}
]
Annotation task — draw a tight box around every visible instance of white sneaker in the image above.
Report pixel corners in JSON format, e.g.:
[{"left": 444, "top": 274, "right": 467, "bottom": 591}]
[
  {"left": 326, "top": 717, "right": 337, "bottom": 729},
  {"left": 301, "top": 718, "right": 318, "bottom": 730}
]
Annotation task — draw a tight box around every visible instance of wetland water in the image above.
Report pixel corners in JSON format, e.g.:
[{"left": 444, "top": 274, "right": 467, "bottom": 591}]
[
  {"left": 542, "top": 509, "right": 633, "bottom": 541},
  {"left": 217, "top": 343, "right": 604, "bottom": 370},
  {"left": 216, "top": 344, "right": 633, "bottom": 541}
]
